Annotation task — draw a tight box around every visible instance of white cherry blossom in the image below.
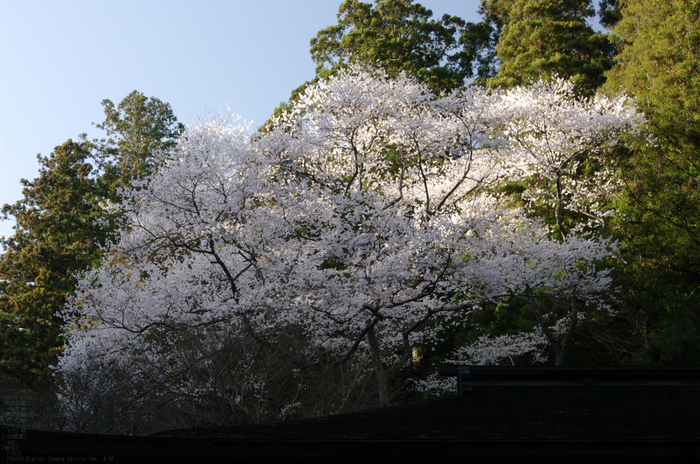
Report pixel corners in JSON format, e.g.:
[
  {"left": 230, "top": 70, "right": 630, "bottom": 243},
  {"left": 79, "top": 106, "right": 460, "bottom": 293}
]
[{"left": 55, "top": 66, "right": 642, "bottom": 428}]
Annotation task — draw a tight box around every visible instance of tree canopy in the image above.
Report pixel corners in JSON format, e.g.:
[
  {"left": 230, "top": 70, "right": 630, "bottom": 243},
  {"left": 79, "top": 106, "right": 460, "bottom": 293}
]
[
  {"left": 94, "top": 90, "right": 184, "bottom": 197},
  {"left": 55, "top": 67, "right": 640, "bottom": 432},
  {"left": 485, "top": 0, "right": 614, "bottom": 96},
  {"left": 262, "top": 0, "right": 493, "bottom": 132},
  {"left": 602, "top": 0, "right": 700, "bottom": 363},
  {"left": 0, "top": 92, "right": 183, "bottom": 387},
  {"left": 0, "top": 141, "right": 105, "bottom": 385},
  {"left": 310, "top": 0, "right": 492, "bottom": 91},
  {"left": 5, "top": 0, "right": 700, "bottom": 434}
]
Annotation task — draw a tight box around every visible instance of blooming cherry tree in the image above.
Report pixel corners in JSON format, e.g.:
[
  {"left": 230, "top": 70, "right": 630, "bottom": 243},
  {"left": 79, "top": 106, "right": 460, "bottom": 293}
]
[
  {"left": 55, "top": 66, "right": 642, "bottom": 428},
  {"left": 499, "top": 79, "right": 643, "bottom": 236}
]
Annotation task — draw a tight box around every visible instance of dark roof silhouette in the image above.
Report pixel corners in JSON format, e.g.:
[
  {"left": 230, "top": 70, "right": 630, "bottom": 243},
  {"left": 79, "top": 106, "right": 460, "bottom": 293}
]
[{"left": 7, "top": 366, "right": 700, "bottom": 462}]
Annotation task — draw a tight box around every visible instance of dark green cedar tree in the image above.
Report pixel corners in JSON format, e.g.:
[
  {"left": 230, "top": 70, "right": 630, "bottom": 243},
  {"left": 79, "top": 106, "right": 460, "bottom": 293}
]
[
  {"left": 485, "top": 0, "right": 615, "bottom": 97},
  {"left": 0, "top": 141, "right": 107, "bottom": 385},
  {"left": 94, "top": 90, "right": 184, "bottom": 200},
  {"left": 0, "top": 92, "right": 183, "bottom": 386}
]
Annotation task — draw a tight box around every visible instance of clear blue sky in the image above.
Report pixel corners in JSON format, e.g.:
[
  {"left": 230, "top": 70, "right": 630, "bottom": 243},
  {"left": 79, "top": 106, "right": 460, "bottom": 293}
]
[{"left": 0, "top": 1, "right": 483, "bottom": 241}]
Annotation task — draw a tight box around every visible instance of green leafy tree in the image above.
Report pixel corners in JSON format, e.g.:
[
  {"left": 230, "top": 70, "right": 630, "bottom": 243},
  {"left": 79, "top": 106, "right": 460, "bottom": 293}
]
[
  {"left": 602, "top": 0, "right": 700, "bottom": 364},
  {"left": 262, "top": 0, "right": 493, "bottom": 132},
  {"left": 94, "top": 90, "right": 184, "bottom": 198},
  {"left": 310, "top": 0, "right": 492, "bottom": 91},
  {"left": 486, "top": 0, "right": 614, "bottom": 96},
  {"left": 0, "top": 92, "right": 183, "bottom": 386},
  {"left": 478, "top": 0, "right": 514, "bottom": 34},
  {"left": 0, "top": 141, "right": 108, "bottom": 385},
  {"left": 598, "top": 0, "right": 622, "bottom": 28},
  {"left": 476, "top": 0, "right": 515, "bottom": 74}
]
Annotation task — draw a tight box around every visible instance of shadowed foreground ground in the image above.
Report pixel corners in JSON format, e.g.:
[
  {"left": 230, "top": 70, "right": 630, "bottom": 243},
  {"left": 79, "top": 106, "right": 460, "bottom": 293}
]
[{"left": 4, "top": 367, "right": 700, "bottom": 462}]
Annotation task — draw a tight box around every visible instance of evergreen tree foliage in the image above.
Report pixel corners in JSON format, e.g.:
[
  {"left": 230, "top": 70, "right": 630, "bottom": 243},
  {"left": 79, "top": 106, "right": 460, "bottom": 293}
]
[
  {"left": 603, "top": 0, "right": 700, "bottom": 363},
  {"left": 598, "top": 0, "right": 622, "bottom": 28},
  {"left": 261, "top": 0, "right": 493, "bottom": 132},
  {"left": 477, "top": 0, "right": 515, "bottom": 64},
  {"left": 310, "top": 0, "right": 492, "bottom": 92},
  {"left": 486, "top": 0, "right": 614, "bottom": 96},
  {"left": 0, "top": 92, "right": 183, "bottom": 386},
  {"left": 0, "top": 141, "right": 108, "bottom": 385},
  {"left": 94, "top": 90, "right": 184, "bottom": 198}
]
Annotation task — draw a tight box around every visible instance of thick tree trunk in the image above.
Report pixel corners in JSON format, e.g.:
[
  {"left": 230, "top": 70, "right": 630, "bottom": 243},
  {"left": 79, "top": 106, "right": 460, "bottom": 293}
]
[
  {"left": 524, "top": 293, "right": 579, "bottom": 366},
  {"left": 555, "top": 298, "right": 580, "bottom": 366},
  {"left": 555, "top": 174, "right": 567, "bottom": 240},
  {"left": 555, "top": 349, "right": 566, "bottom": 366},
  {"left": 366, "top": 325, "right": 389, "bottom": 407}
]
